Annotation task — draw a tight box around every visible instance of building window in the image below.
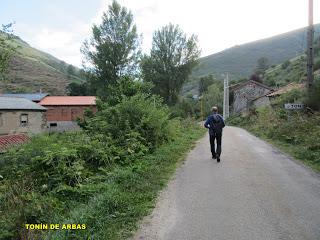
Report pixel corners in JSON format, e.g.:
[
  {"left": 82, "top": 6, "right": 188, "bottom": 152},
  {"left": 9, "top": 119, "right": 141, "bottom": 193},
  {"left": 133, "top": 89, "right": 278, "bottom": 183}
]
[
  {"left": 50, "top": 122, "right": 57, "bottom": 127},
  {"left": 20, "top": 114, "right": 28, "bottom": 126}
]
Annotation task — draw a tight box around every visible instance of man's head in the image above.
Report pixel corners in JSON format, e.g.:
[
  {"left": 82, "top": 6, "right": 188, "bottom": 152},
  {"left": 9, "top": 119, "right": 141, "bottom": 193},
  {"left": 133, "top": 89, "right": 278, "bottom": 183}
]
[{"left": 211, "top": 106, "right": 218, "bottom": 113}]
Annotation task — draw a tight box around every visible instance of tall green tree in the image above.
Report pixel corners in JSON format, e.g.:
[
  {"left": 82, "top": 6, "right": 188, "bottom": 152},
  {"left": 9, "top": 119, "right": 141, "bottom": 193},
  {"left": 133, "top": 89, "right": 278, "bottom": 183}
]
[
  {"left": 66, "top": 64, "right": 75, "bottom": 79},
  {"left": 255, "top": 57, "right": 269, "bottom": 76},
  {"left": 141, "top": 24, "right": 200, "bottom": 105},
  {"left": 67, "top": 82, "right": 89, "bottom": 96},
  {"left": 81, "top": 0, "right": 141, "bottom": 99},
  {"left": 203, "top": 82, "right": 223, "bottom": 116},
  {"left": 199, "top": 74, "right": 216, "bottom": 95}
]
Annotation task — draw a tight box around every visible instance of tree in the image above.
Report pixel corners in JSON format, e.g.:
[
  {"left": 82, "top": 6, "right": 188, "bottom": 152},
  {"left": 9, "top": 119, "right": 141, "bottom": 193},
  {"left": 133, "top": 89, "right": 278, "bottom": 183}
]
[
  {"left": 249, "top": 73, "right": 263, "bottom": 83},
  {"left": 255, "top": 57, "right": 269, "bottom": 76},
  {"left": 281, "top": 60, "right": 290, "bottom": 69},
  {"left": 141, "top": 24, "right": 200, "bottom": 105},
  {"left": 0, "top": 23, "right": 16, "bottom": 81},
  {"left": 66, "top": 64, "right": 75, "bottom": 79},
  {"left": 203, "top": 82, "right": 223, "bottom": 117},
  {"left": 67, "top": 82, "right": 89, "bottom": 96},
  {"left": 199, "top": 74, "right": 216, "bottom": 95},
  {"left": 81, "top": 0, "right": 141, "bottom": 100}
]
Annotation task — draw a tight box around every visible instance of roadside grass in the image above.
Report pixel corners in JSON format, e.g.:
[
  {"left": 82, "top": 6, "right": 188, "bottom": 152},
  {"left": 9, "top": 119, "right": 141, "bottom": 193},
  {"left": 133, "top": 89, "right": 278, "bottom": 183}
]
[
  {"left": 227, "top": 108, "right": 320, "bottom": 172},
  {"left": 265, "top": 139, "right": 320, "bottom": 172},
  {"left": 45, "top": 123, "right": 205, "bottom": 239}
]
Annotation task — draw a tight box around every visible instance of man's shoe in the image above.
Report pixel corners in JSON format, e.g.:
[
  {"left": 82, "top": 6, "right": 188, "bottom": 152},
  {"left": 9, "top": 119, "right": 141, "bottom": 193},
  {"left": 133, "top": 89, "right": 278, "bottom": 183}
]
[
  {"left": 217, "top": 157, "right": 220, "bottom": 162},
  {"left": 212, "top": 154, "right": 217, "bottom": 159}
]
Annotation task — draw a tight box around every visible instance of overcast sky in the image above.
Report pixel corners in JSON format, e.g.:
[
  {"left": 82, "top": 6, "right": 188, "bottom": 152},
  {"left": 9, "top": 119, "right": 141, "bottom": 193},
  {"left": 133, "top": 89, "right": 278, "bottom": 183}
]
[{"left": 1, "top": 0, "right": 319, "bottom": 67}]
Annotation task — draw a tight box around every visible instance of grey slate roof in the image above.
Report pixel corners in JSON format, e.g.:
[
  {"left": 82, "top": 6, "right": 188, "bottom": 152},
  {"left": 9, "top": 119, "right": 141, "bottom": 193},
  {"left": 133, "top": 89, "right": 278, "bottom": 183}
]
[
  {"left": 1, "top": 93, "right": 49, "bottom": 102},
  {"left": 0, "top": 97, "right": 47, "bottom": 111}
]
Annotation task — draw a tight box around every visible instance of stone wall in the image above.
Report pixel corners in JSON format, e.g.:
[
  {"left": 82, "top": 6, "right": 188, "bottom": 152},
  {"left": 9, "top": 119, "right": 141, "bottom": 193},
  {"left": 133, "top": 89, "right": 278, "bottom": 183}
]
[
  {"left": 233, "top": 82, "right": 271, "bottom": 113},
  {"left": 47, "top": 121, "right": 80, "bottom": 133},
  {"left": 253, "top": 96, "right": 270, "bottom": 108},
  {"left": 0, "top": 110, "right": 46, "bottom": 135}
]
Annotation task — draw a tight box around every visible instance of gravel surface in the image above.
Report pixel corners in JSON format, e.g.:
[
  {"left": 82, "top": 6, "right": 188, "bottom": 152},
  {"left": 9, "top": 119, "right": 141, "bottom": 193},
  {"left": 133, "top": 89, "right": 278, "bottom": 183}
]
[{"left": 133, "top": 126, "right": 320, "bottom": 240}]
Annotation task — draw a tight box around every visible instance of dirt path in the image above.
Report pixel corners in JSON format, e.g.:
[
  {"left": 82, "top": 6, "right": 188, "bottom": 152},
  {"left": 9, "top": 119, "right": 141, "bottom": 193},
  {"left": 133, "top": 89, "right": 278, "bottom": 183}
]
[{"left": 133, "top": 126, "right": 320, "bottom": 240}]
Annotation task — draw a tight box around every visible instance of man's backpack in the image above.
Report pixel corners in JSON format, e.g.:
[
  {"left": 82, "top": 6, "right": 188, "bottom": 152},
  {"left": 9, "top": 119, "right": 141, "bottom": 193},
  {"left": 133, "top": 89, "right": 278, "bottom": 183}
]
[{"left": 211, "top": 114, "right": 225, "bottom": 133}]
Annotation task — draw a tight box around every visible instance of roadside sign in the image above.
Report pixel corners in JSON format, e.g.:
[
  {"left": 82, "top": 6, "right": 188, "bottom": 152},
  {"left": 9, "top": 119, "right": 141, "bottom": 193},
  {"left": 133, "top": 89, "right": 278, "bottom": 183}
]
[{"left": 284, "top": 103, "right": 304, "bottom": 110}]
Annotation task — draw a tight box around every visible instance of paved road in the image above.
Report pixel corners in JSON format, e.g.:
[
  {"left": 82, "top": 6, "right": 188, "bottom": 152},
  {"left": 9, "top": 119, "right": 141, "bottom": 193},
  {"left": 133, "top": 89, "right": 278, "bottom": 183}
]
[{"left": 134, "top": 127, "right": 320, "bottom": 240}]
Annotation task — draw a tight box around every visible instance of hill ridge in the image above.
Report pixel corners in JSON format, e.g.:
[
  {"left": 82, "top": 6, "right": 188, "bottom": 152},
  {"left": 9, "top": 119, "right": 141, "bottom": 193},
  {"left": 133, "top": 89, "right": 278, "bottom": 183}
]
[
  {"left": 0, "top": 32, "right": 86, "bottom": 95},
  {"left": 193, "top": 23, "right": 320, "bottom": 79}
]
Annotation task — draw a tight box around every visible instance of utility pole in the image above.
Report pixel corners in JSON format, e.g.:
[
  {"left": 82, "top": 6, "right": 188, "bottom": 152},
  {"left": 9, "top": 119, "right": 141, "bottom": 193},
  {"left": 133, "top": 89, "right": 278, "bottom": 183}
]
[
  {"left": 223, "top": 73, "right": 229, "bottom": 119},
  {"left": 307, "top": 0, "right": 314, "bottom": 93},
  {"left": 200, "top": 96, "right": 204, "bottom": 122}
]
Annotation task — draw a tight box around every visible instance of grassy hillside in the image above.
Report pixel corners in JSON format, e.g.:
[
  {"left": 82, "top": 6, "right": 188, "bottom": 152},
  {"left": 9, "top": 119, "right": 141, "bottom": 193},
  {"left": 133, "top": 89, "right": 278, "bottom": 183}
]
[
  {"left": 264, "top": 37, "right": 320, "bottom": 87},
  {"left": 192, "top": 24, "right": 320, "bottom": 80},
  {"left": 0, "top": 32, "right": 86, "bottom": 95}
]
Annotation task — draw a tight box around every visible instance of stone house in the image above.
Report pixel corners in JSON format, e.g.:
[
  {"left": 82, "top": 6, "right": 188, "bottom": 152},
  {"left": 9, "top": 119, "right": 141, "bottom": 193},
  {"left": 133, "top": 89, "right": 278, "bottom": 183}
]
[
  {"left": 39, "top": 96, "right": 97, "bottom": 132},
  {"left": 252, "top": 95, "right": 271, "bottom": 108},
  {"left": 251, "top": 82, "right": 305, "bottom": 109},
  {"left": 232, "top": 80, "right": 273, "bottom": 113},
  {"left": 0, "top": 97, "right": 47, "bottom": 135}
]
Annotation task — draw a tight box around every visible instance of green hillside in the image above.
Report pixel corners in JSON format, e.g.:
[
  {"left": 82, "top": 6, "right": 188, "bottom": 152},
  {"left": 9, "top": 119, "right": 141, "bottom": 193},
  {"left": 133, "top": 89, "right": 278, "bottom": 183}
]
[
  {"left": 193, "top": 24, "right": 320, "bottom": 80},
  {"left": 263, "top": 36, "right": 320, "bottom": 88},
  {"left": 0, "top": 32, "right": 86, "bottom": 95}
]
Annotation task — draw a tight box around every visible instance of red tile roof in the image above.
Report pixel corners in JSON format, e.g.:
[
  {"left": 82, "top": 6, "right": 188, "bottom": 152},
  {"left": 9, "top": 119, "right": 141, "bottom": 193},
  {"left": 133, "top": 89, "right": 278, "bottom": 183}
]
[
  {"left": 0, "top": 134, "right": 30, "bottom": 152},
  {"left": 39, "top": 96, "right": 96, "bottom": 106}
]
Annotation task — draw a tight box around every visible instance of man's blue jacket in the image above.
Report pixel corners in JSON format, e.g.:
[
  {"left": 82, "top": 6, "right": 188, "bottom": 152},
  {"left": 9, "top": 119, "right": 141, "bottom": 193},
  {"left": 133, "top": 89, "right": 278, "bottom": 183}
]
[{"left": 204, "top": 113, "right": 225, "bottom": 135}]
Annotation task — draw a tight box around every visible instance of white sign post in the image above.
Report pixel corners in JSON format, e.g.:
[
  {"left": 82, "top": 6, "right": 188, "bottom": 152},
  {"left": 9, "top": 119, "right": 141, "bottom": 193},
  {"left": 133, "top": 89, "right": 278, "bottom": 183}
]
[{"left": 284, "top": 103, "right": 305, "bottom": 110}]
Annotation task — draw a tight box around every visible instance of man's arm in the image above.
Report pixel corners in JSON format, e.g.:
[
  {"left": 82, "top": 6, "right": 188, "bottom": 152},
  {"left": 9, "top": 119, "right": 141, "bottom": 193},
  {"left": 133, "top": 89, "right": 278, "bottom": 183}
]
[
  {"left": 204, "top": 116, "right": 211, "bottom": 129},
  {"left": 219, "top": 114, "right": 226, "bottom": 128}
]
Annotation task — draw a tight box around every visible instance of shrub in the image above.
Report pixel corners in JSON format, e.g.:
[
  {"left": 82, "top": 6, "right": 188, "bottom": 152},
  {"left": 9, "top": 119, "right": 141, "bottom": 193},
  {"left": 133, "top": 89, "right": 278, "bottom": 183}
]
[
  {"left": 84, "top": 94, "right": 175, "bottom": 158},
  {"left": 271, "top": 88, "right": 306, "bottom": 108},
  {"left": 281, "top": 60, "right": 290, "bottom": 69},
  {"left": 305, "top": 76, "right": 320, "bottom": 110},
  {"left": 314, "top": 58, "right": 320, "bottom": 71}
]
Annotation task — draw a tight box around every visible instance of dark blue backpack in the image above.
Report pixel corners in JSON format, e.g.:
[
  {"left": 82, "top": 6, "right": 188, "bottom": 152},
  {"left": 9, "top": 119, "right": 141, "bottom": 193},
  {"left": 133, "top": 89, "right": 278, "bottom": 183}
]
[{"left": 211, "top": 114, "right": 225, "bottom": 133}]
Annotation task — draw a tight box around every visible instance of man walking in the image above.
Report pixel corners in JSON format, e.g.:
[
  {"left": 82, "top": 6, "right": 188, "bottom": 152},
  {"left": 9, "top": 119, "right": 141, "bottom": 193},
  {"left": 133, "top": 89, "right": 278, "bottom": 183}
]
[{"left": 204, "top": 106, "right": 225, "bottom": 162}]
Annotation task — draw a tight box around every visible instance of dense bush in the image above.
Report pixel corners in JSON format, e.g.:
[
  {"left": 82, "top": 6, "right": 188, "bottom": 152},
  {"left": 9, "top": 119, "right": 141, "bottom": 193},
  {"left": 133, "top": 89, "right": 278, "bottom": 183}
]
[
  {"left": 305, "top": 76, "right": 320, "bottom": 111},
  {"left": 171, "top": 96, "right": 200, "bottom": 119},
  {"left": 84, "top": 94, "right": 176, "bottom": 153},
  {"left": 0, "top": 132, "right": 115, "bottom": 239},
  {"left": 271, "top": 88, "right": 306, "bottom": 108},
  {"left": 281, "top": 60, "right": 290, "bottom": 69}
]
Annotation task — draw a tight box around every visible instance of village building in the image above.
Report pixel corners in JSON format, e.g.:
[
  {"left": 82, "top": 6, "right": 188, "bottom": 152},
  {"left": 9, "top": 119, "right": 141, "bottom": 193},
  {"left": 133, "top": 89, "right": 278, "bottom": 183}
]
[
  {"left": 0, "top": 97, "right": 47, "bottom": 135},
  {"left": 232, "top": 80, "right": 273, "bottom": 113},
  {"left": 251, "top": 82, "right": 305, "bottom": 108},
  {"left": 1, "top": 93, "right": 49, "bottom": 103},
  {"left": 39, "top": 96, "right": 97, "bottom": 132}
]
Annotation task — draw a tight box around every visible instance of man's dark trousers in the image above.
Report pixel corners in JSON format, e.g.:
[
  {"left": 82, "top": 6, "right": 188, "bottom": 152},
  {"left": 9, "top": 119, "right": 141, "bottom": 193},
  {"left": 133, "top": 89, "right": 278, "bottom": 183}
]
[{"left": 209, "top": 132, "right": 222, "bottom": 157}]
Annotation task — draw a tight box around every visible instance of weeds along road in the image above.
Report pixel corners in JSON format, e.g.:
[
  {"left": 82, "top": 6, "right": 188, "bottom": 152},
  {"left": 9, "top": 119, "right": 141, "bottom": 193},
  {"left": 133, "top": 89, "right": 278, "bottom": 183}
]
[{"left": 134, "top": 126, "right": 320, "bottom": 240}]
